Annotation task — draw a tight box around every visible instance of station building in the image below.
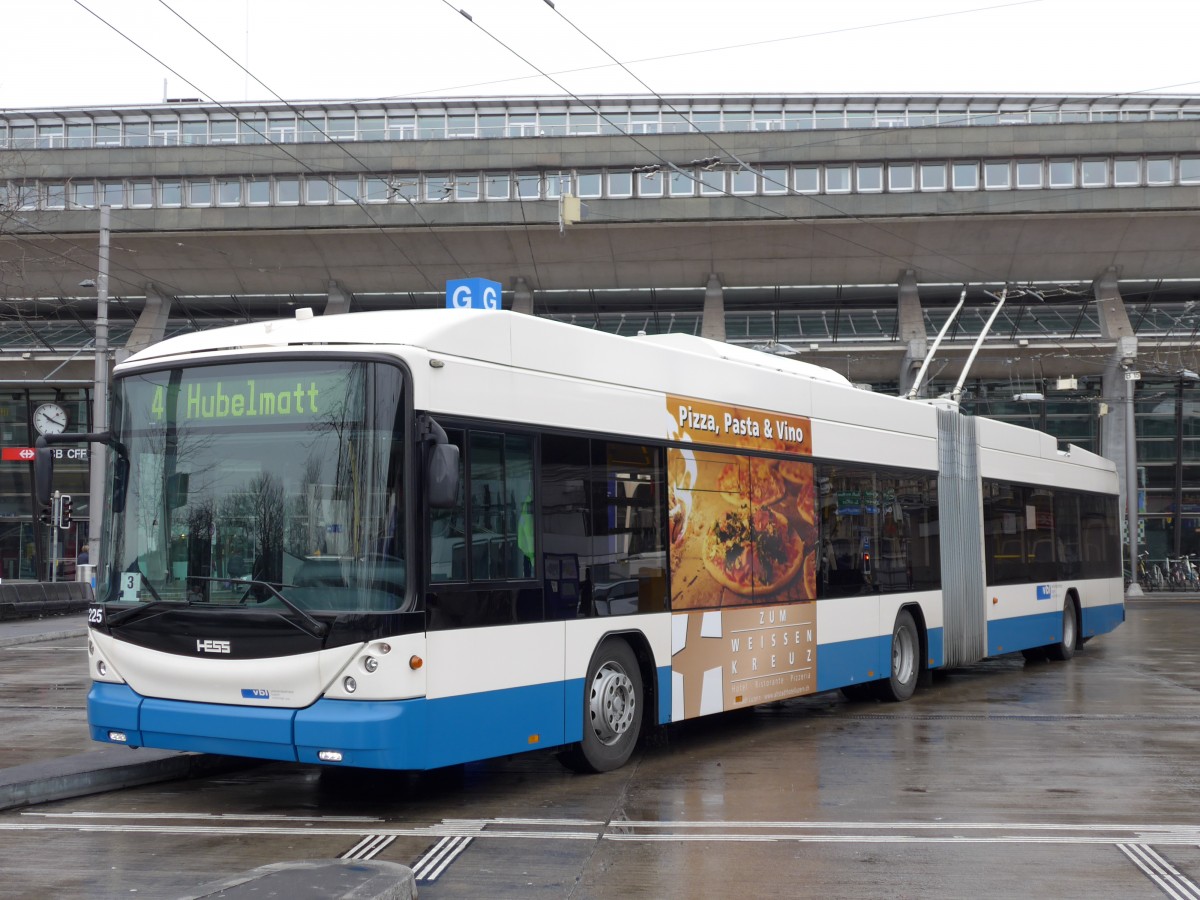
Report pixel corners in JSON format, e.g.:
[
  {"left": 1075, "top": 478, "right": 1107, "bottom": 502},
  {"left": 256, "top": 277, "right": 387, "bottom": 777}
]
[{"left": 1, "top": 92, "right": 1198, "bottom": 579}]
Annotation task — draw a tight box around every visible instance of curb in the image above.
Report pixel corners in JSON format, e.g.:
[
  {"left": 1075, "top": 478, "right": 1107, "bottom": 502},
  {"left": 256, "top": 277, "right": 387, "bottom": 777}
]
[
  {"left": 186, "top": 858, "right": 417, "bottom": 900},
  {"left": 0, "top": 747, "right": 248, "bottom": 812},
  {"left": 0, "top": 624, "right": 88, "bottom": 648}
]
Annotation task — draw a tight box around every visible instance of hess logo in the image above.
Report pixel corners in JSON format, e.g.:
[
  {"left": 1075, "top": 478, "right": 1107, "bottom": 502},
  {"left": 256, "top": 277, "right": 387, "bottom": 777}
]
[{"left": 196, "top": 639, "right": 231, "bottom": 654}]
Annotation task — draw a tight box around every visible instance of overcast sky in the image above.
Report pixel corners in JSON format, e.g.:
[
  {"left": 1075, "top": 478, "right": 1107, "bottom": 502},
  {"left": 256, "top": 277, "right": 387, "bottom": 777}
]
[{"left": 3, "top": 0, "right": 1198, "bottom": 109}]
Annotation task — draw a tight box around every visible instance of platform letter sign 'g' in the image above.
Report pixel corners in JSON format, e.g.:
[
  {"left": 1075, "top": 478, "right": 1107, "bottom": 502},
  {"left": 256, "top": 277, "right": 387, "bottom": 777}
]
[{"left": 446, "top": 278, "right": 502, "bottom": 311}]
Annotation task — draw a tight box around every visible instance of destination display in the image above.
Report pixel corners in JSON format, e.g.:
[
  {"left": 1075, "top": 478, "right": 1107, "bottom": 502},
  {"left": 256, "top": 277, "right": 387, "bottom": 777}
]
[{"left": 125, "top": 366, "right": 359, "bottom": 427}]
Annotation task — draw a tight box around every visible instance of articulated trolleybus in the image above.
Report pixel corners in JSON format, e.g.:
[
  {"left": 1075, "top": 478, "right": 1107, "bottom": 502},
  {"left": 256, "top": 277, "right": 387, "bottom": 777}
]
[{"left": 43, "top": 309, "right": 1124, "bottom": 773}]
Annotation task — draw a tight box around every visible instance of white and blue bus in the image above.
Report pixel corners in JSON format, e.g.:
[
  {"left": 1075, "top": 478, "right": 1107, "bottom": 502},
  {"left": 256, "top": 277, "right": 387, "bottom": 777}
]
[{"left": 42, "top": 309, "right": 1124, "bottom": 773}]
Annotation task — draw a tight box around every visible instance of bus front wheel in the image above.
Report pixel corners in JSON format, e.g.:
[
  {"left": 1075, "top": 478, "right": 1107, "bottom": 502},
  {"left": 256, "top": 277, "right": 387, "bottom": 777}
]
[
  {"left": 1047, "top": 600, "right": 1078, "bottom": 661},
  {"left": 876, "top": 610, "right": 919, "bottom": 702},
  {"left": 560, "top": 640, "right": 643, "bottom": 774}
]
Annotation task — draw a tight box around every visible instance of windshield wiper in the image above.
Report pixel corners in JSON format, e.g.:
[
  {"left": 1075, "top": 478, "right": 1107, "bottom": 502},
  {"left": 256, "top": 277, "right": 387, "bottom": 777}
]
[
  {"left": 233, "top": 578, "right": 329, "bottom": 639},
  {"left": 103, "top": 571, "right": 178, "bottom": 627},
  {"left": 104, "top": 575, "right": 327, "bottom": 639}
]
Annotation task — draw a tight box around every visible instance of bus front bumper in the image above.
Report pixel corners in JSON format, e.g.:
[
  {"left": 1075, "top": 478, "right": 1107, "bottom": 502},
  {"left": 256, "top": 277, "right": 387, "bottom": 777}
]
[{"left": 88, "top": 682, "right": 430, "bottom": 770}]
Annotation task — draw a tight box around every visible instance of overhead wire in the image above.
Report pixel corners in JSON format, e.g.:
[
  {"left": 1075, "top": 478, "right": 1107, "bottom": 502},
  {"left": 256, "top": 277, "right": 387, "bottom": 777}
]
[
  {"left": 536, "top": 1, "right": 1200, "bottom": 296},
  {"left": 518, "top": 0, "right": 1200, "bottom": 324},
  {"left": 10, "top": 1, "right": 1195, "bottom": 357},
  {"left": 441, "top": 0, "right": 1000, "bottom": 284},
  {"left": 67, "top": 0, "right": 444, "bottom": 291},
  {"left": 378, "top": 0, "right": 1048, "bottom": 101},
  {"left": 152, "top": 0, "right": 472, "bottom": 278}
]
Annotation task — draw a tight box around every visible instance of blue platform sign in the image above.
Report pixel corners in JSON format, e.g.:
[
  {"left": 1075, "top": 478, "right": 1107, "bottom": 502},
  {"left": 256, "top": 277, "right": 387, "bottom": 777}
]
[{"left": 446, "top": 278, "right": 502, "bottom": 311}]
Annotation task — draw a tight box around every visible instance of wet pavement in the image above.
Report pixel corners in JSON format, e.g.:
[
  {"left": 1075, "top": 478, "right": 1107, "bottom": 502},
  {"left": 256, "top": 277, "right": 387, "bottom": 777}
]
[{"left": 0, "top": 597, "right": 1198, "bottom": 897}]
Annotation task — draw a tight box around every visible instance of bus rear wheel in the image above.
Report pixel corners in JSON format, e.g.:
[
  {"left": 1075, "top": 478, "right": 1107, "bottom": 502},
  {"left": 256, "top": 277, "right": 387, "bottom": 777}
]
[
  {"left": 560, "top": 640, "right": 644, "bottom": 773},
  {"left": 1047, "top": 600, "right": 1078, "bottom": 661},
  {"left": 876, "top": 610, "right": 919, "bottom": 702}
]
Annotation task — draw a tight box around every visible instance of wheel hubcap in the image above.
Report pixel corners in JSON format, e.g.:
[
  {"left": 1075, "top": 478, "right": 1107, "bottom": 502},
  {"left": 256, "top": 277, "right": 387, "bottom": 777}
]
[
  {"left": 893, "top": 626, "right": 916, "bottom": 684},
  {"left": 589, "top": 662, "right": 635, "bottom": 746},
  {"left": 1064, "top": 607, "right": 1076, "bottom": 648}
]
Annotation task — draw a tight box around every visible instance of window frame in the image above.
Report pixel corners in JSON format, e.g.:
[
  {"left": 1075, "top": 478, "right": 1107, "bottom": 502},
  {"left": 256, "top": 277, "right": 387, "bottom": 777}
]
[
  {"left": 888, "top": 163, "right": 915, "bottom": 192},
  {"left": 824, "top": 165, "right": 851, "bottom": 194},
  {"left": 1146, "top": 158, "right": 1174, "bottom": 185},
  {"left": 856, "top": 164, "right": 884, "bottom": 193},
  {"left": 1113, "top": 158, "right": 1141, "bottom": 186},
  {"left": 1015, "top": 160, "right": 1043, "bottom": 189},
  {"left": 187, "top": 178, "right": 213, "bottom": 207},
  {"left": 1080, "top": 159, "right": 1108, "bottom": 188},
  {"left": 1048, "top": 159, "right": 1076, "bottom": 188},
  {"left": 983, "top": 161, "right": 1012, "bottom": 190},
  {"left": 919, "top": 163, "right": 947, "bottom": 192},
  {"left": 952, "top": 162, "right": 980, "bottom": 191}
]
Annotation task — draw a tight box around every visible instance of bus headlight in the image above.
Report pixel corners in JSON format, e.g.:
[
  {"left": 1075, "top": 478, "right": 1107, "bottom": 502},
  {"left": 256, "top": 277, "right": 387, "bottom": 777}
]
[
  {"left": 97, "top": 660, "right": 107, "bottom": 677},
  {"left": 343, "top": 676, "right": 357, "bottom": 693},
  {"left": 363, "top": 656, "right": 379, "bottom": 673}
]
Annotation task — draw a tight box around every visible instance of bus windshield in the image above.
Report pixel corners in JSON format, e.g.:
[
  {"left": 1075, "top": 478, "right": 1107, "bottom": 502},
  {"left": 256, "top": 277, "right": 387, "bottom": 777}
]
[{"left": 99, "top": 358, "right": 408, "bottom": 614}]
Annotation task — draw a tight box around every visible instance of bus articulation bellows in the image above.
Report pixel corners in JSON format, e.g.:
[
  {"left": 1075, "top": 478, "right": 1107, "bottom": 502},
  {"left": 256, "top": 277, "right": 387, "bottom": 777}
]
[{"left": 43, "top": 309, "right": 1123, "bottom": 773}]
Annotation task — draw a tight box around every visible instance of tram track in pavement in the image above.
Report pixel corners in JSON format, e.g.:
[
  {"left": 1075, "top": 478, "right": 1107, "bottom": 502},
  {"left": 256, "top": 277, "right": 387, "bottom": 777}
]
[{"left": 8, "top": 811, "right": 1200, "bottom": 894}]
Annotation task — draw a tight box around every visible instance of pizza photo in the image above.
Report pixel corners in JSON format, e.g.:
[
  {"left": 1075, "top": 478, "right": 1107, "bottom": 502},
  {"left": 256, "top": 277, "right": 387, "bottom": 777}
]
[
  {"left": 702, "top": 506, "right": 805, "bottom": 597},
  {"left": 715, "top": 459, "right": 786, "bottom": 506},
  {"left": 780, "top": 460, "right": 817, "bottom": 525}
]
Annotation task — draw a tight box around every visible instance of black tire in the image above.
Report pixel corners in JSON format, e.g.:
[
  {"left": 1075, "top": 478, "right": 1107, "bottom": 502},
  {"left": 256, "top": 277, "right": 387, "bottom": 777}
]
[
  {"left": 876, "top": 610, "right": 919, "bottom": 702},
  {"left": 1047, "top": 600, "right": 1078, "bottom": 661},
  {"left": 559, "top": 640, "right": 643, "bottom": 774}
]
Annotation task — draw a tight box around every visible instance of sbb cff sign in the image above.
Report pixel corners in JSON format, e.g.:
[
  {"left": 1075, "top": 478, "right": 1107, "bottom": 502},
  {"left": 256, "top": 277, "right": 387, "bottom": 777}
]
[{"left": 2, "top": 446, "right": 88, "bottom": 462}]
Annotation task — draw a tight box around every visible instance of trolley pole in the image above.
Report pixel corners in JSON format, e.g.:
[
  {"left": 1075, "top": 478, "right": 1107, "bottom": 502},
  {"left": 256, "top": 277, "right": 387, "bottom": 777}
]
[{"left": 89, "top": 205, "right": 110, "bottom": 570}]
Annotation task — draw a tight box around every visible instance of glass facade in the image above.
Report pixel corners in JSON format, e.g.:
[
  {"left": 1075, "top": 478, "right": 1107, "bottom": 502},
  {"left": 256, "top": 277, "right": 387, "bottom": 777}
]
[
  {"left": 23, "top": 151, "right": 1157, "bottom": 212},
  {"left": 0, "top": 389, "right": 91, "bottom": 582},
  {"left": 7, "top": 96, "right": 1200, "bottom": 150}
]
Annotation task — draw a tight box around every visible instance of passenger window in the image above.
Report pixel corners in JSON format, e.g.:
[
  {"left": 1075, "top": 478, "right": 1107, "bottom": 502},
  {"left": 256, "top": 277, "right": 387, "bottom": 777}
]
[
  {"left": 469, "top": 431, "right": 534, "bottom": 579},
  {"left": 541, "top": 434, "right": 667, "bottom": 617},
  {"left": 428, "top": 429, "right": 535, "bottom": 583}
]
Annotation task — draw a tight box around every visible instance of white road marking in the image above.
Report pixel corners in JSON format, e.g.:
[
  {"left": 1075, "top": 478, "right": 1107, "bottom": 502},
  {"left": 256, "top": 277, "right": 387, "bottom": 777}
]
[
  {"left": 8, "top": 814, "right": 1200, "bottom": 846},
  {"left": 412, "top": 835, "right": 474, "bottom": 882},
  {"left": 614, "top": 819, "right": 1200, "bottom": 833},
  {"left": 25, "top": 811, "right": 383, "bottom": 822},
  {"left": 1118, "top": 843, "right": 1200, "bottom": 900},
  {"left": 17, "top": 812, "right": 1200, "bottom": 889},
  {"left": 342, "top": 834, "right": 397, "bottom": 861}
]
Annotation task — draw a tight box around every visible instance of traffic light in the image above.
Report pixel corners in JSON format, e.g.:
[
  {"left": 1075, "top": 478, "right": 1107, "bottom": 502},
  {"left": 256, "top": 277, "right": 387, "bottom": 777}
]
[
  {"left": 39, "top": 506, "right": 53, "bottom": 527},
  {"left": 58, "top": 494, "right": 72, "bottom": 529}
]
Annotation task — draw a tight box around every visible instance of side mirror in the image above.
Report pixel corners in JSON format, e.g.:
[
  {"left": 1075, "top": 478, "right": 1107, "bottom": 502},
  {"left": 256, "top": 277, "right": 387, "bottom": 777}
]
[
  {"left": 427, "top": 444, "right": 460, "bottom": 509},
  {"left": 36, "top": 431, "right": 130, "bottom": 512}
]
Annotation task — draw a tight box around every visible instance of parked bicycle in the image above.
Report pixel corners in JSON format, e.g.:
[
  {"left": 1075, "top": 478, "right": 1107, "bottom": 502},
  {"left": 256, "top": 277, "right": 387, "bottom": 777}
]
[
  {"left": 1166, "top": 554, "right": 1200, "bottom": 590},
  {"left": 1138, "top": 551, "right": 1165, "bottom": 591}
]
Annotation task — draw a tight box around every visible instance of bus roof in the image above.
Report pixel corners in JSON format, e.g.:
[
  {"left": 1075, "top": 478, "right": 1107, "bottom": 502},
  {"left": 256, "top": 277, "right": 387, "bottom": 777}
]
[
  {"left": 120, "top": 308, "right": 852, "bottom": 387},
  {"left": 118, "top": 307, "right": 1116, "bottom": 486}
]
